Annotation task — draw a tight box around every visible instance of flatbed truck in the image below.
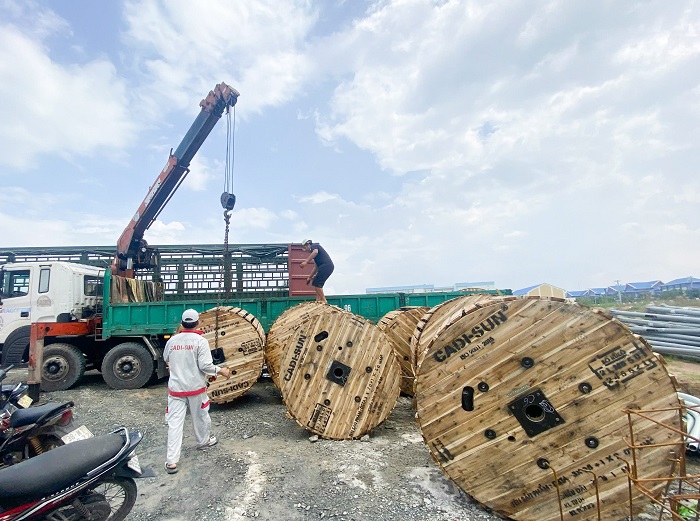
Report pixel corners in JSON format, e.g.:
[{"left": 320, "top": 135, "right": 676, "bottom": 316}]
[
  {"left": 0, "top": 80, "right": 508, "bottom": 395},
  {"left": 0, "top": 259, "right": 501, "bottom": 396}
]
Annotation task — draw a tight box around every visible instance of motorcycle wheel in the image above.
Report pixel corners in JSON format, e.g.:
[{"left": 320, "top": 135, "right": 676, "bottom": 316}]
[{"left": 86, "top": 477, "right": 137, "bottom": 521}]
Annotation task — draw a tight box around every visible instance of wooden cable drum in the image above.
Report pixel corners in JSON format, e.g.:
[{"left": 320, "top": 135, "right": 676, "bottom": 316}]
[
  {"left": 198, "top": 306, "right": 265, "bottom": 404},
  {"left": 377, "top": 306, "right": 429, "bottom": 396},
  {"left": 415, "top": 296, "right": 682, "bottom": 521},
  {"left": 411, "top": 294, "right": 497, "bottom": 370},
  {"left": 276, "top": 305, "right": 401, "bottom": 439},
  {"left": 265, "top": 302, "right": 347, "bottom": 389}
]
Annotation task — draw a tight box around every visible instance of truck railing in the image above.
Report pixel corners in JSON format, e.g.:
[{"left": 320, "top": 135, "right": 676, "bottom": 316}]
[
  {"left": 0, "top": 243, "right": 291, "bottom": 299},
  {"left": 101, "top": 280, "right": 508, "bottom": 337}
]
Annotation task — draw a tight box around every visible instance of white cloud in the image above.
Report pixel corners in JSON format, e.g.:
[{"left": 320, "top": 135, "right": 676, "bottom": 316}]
[
  {"left": 0, "top": 208, "right": 124, "bottom": 247},
  {"left": 1, "top": 0, "right": 698, "bottom": 296},
  {"left": 231, "top": 207, "right": 278, "bottom": 230},
  {"left": 279, "top": 209, "right": 299, "bottom": 220},
  {"left": 121, "top": 0, "right": 317, "bottom": 115},
  {"left": 144, "top": 220, "right": 186, "bottom": 244},
  {"left": 184, "top": 155, "right": 219, "bottom": 192},
  {"left": 0, "top": 22, "right": 135, "bottom": 170},
  {"left": 298, "top": 191, "right": 342, "bottom": 204}
]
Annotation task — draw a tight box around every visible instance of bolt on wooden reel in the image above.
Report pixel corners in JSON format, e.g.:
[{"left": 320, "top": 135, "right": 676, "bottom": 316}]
[
  {"left": 198, "top": 306, "right": 265, "bottom": 404},
  {"left": 377, "top": 306, "right": 429, "bottom": 396},
  {"left": 275, "top": 305, "right": 402, "bottom": 439},
  {"left": 415, "top": 297, "right": 682, "bottom": 521}
]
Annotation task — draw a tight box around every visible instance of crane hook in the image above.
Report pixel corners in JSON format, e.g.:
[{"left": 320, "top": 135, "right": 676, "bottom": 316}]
[{"left": 221, "top": 191, "right": 236, "bottom": 211}]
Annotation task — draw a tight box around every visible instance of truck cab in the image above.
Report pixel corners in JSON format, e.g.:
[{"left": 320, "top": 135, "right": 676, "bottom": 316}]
[{"left": 0, "top": 262, "right": 104, "bottom": 366}]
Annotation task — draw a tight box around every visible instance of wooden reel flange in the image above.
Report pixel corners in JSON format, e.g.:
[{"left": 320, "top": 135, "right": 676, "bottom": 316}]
[
  {"left": 411, "top": 294, "right": 498, "bottom": 371},
  {"left": 377, "top": 306, "right": 429, "bottom": 396},
  {"left": 275, "top": 304, "right": 402, "bottom": 439},
  {"left": 265, "top": 302, "right": 346, "bottom": 389},
  {"left": 199, "top": 306, "right": 265, "bottom": 404},
  {"left": 415, "top": 297, "right": 682, "bottom": 521}
]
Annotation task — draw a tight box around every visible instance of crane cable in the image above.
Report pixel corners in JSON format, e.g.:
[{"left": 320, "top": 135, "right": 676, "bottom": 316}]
[
  {"left": 222, "top": 103, "right": 236, "bottom": 210},
  {"left": 214, "top": 105, "right": 236, "bottom": 354}
]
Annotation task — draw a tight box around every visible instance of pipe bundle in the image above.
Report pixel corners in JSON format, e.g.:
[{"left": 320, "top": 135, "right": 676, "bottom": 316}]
[{"left": 610, "top": 304, "right": 700, "bottom": 361}]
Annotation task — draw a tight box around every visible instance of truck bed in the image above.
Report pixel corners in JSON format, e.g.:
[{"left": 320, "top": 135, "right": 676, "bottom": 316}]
[{"left": 102, "top": 291, "right": 502, "bottom": 338}]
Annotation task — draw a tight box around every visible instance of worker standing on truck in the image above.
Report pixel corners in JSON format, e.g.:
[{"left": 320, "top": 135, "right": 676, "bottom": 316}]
[
  {"left": 163, "top": 309, "right": 230, "bottom": 474},
  {"left": 300, "top": 239, "right": 334, "bottom": 304}
]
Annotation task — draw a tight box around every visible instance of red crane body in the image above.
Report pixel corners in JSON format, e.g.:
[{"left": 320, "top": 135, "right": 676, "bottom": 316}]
[{"left": 114, "top": 82, "right": 240, "bottom": 277}]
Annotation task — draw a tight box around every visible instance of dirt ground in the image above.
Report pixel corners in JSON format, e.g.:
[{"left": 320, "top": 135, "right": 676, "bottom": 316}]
[
  {"left": 6, "top": 357, "right": 700, "bottom": 521},
  {"left": 665, "top": 359, "right": 700, "bottom": 397},
  {"left": 19, "top": 370, "right": 495, "bottom": 521}
]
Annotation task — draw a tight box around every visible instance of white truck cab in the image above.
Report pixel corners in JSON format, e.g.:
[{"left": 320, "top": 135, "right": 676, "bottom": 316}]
[{"left": 0, "top": 262, "right": 105, "bottom": 366}]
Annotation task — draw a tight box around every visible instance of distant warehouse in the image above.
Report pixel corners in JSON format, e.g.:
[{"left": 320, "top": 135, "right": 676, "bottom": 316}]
[
  {"left": 512, "top": 283, "right": 567, "bottom": 299},
  {"left": 366, "top": 281, "right": 497, "bottom": 294}
]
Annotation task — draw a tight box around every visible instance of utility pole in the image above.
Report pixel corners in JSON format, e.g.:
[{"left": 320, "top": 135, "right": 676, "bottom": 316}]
[{"left": 615, "top": 280, "right": 622, "bottom": 303}]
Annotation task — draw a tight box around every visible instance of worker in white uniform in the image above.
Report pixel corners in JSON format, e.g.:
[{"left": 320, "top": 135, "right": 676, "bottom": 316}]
[{"left": 164, "top": 309, "right": 230, "bottom": 474}]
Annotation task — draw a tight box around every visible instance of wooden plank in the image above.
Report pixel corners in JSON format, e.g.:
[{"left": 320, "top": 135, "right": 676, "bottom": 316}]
[
  {"left": 199, "top": 306, "right": 265, "bottom": 404},
  {"left": 415, "top": 297, "right": 682, "bottom": 521},
  {"left": 277, "top": 309, "right": 401, "bottom": 439},
  {"left": 377, "top": 306, "right": 429, "bottom": 396}
]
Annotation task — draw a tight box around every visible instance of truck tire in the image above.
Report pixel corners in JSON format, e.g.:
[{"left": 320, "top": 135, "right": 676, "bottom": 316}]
[
  {"left": 101, "top": 342, "right": 154, "bottom": 390},
  {"left": 41, "top": 343, "right": 86, "bottom": 392},
  {"left": 1, "top": 326, "right": 31, "bottom": 367}
]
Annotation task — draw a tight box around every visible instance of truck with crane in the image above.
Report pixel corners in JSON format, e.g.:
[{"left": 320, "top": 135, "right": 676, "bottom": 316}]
[
  {"left": 0, "top": 81, "right": 243, "bottom": 393},
  {"left": 0, "top": 82, "right": 506, "bottom": 395},
  {"left": 0, "top": 258, "right": 475, "bottom": 393}
]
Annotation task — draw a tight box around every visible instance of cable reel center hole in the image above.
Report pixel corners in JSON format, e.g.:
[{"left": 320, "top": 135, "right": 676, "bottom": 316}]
[
  {"left": 525, "top": 404, "right": 546, "bottom": 423},
  {"left": 326, "top": 360, "right": 352, "bottom": 387}
]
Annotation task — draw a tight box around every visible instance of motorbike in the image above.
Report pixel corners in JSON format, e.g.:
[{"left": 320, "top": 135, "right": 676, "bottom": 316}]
[
  {"left": 0, "top": 401, "right": 77, "bottom": 465},
  {"left": 0, "top": 366, "right": 80, "bottom": 466},
  {"left": 0, "top": 427, "right": 153, "bottom": 521},
  {"left": 0, "top": 367, "right": 31, "bottom": 410}
]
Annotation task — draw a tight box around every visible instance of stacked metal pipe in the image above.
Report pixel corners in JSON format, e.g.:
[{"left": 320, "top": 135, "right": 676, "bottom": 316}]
[
  {"left": 679, "top": 392, "right": 700, "bottom": 453},
  {"left": 610, "top": 304, "right": 700, "bottom": 360}
]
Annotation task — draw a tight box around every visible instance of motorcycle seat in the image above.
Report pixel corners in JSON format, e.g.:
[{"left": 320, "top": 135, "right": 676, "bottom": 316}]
[
  {"left": 0, "top": 432, "right": 124, "bottom": 509},
  {"left": 8, "top": 401, "right": 72, "bottom": 429}
]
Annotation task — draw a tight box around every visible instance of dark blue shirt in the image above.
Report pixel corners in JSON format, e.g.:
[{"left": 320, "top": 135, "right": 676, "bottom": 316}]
[{"left": 312, "top": 243, "right": 333, "bottom": 268}]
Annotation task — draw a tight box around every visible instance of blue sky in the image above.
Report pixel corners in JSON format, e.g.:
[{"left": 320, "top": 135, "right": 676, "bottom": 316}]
[{"left": 1, "top": 0, "right": 698, "bottom": 295}]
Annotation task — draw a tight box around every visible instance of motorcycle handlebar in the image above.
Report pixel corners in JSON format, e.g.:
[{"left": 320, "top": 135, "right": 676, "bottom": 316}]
[{"left": 0, "top": 364, "right": 14, "bottom": 380}]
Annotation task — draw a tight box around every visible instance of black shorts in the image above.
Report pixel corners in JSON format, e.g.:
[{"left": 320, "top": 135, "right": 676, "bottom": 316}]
[{"left": 312, "top": 264, "right": 334, "bottom": 288}]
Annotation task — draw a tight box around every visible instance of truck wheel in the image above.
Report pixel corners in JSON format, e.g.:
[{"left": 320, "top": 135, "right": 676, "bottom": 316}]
[
  {"left": 41, "top": 343, "right": 86, "bottom": 392},
  {"left": 1, "top": 326, "right": 31, "bottom": 367},
  {"left": 101, "top": 342, "right": 154, "bottom": 390}
]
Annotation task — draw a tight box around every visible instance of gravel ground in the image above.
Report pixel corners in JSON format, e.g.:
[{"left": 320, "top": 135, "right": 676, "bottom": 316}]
[
  {"left": 11, "top": 369, "right": 494, "bottom": 521},
  {"left": 6, "top": 368, "right": 700, "bottom": 521}
]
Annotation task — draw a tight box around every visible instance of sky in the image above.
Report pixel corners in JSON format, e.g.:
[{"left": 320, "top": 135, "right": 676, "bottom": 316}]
[{"left": 0, "top": 0, "right": 698, "bottom": 296}]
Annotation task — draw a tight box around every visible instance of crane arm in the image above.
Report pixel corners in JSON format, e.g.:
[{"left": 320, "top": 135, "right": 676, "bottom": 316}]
[{"left": 114, "top": 82, "right": 240, "bottom": 276}]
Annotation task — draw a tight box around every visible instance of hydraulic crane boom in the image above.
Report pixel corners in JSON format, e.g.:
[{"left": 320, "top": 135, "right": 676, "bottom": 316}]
[{"left": 114, "top": 82, "right": 240, "bottom": 277}]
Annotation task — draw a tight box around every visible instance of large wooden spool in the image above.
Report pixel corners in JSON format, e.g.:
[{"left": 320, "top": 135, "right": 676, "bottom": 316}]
[
  {"left": 415, "top": 297, "right": 682, "bottom": 521},
  {"left": 198, "top": 306, "right": 265, "bottom": 404},
  {"left": 412, "top": 294, "right": 497, "bottom": 370},
  {"left": 274, "top": 305, "right": 401, "bottom": 439},
  {"left": 265, "top": 302, "right": 347, "bottom": 389},
  {"left": 377, "top": 306, "right": 429, "bottom": 396}
]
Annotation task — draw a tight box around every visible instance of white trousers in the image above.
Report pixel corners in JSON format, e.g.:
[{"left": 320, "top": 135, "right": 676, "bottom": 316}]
[{"left": 166, "top": 392, "right": 211, "bottom": 465}]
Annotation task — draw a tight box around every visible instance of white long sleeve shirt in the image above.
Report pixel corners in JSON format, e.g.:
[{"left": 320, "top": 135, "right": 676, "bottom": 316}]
[{"left": 163, "top": 329, "right": 221, "bottom": 397}]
